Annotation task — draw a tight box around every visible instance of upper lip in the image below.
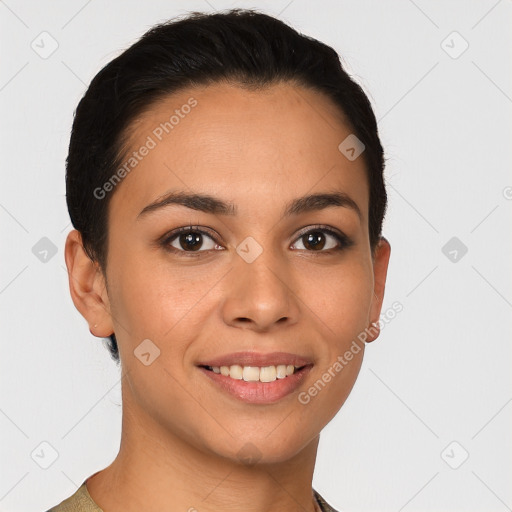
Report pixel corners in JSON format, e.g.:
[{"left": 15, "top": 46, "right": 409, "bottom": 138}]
[{"left": 197, "top": 351, "right": 313, "bottom": 368}]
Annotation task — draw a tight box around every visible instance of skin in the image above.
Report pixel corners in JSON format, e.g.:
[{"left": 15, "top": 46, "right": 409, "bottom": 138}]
[{"left": 65, "top": 81, "right": 391, "bottom": 512}]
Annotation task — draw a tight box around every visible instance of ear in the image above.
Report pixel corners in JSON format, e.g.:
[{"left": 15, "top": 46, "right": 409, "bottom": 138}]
[
  {"left": 64, "top": 229, "right": 114, "bottom": 338},
  {"left": 366, "top": 236, "right": 391, "bottom": 343}
]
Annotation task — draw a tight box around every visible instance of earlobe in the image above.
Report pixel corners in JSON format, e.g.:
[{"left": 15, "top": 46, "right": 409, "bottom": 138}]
[
  {"left": 64, "top": 229, "right": 114, "bottom": 338},
  {"left": 366, "top": 236, "right": 391, "bottom": 343}
]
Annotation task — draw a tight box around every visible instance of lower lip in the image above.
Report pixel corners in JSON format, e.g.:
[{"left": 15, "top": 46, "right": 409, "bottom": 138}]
[{"left": 198, "top": 365, "right": 313, "bottom": 404}]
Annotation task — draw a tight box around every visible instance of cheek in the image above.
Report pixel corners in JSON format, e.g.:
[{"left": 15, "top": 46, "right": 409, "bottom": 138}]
[
  {"left": 299, "top": 258, "right": 373, "bottom": 340},
  {"left": 109, "top": 256, "right": 214, "bottom": 350}
]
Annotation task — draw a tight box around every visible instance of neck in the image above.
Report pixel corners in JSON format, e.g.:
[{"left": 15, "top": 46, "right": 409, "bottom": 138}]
[{"left": 86, "top": 392, "right": 321, "bottom": 512}]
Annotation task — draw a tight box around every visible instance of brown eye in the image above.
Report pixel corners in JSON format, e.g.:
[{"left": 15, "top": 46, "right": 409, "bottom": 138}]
[
  {"left": 291, "top": 227, "right": 352, "bottom": 252},
  {"left": 176, "top": 232, "right": 203, "bottom": 251},
  {"left": 163, "top": 227, "right": 220, "bottom": 254},
  {"left": 302, "top": 231, "right": 327, "bottom": 251}
]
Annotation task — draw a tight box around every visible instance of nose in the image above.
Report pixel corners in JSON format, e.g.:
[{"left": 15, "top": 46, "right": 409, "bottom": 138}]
[{"left": 221, "top": 244, "right": 300, "bottom": 333}]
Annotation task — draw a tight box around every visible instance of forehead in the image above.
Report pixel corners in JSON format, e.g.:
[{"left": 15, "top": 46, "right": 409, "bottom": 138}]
[{"left": 109, "top": 81, "right": 369, "bottom": 224}]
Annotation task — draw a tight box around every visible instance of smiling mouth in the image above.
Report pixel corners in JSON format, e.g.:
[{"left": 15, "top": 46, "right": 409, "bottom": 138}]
[{"left": 200, "top": 364, "right": 309, "bottom": 383}]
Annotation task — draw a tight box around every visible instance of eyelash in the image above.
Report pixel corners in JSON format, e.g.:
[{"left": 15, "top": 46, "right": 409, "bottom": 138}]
[{"left": 160, "top": 224, "right": 354, "bottom": 257}]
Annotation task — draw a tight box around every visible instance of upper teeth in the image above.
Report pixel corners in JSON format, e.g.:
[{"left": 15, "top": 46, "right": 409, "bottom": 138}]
[{"left": 209, "top": 364, "right": 299, "bottom": 382}]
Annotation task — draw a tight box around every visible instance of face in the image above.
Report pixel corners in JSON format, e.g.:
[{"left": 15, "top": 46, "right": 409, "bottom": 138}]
[{"left": 70, "top": 81, "right": 390, "bottom": 464}]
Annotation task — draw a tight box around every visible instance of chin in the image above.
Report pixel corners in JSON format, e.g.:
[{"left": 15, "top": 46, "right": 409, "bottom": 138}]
[{"left": 202, "top": 428, "right": 315, "bottom": 467}]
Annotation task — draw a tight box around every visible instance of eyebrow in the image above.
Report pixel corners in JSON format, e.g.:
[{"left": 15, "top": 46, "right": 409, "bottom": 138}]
[{"left": 137, "top": 190, "right": 362, "bottom": 222}]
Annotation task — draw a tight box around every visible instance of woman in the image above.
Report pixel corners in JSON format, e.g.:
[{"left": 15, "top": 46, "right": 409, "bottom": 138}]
[{"left": 48, "top": 8, "right": 391, "bottom": 512}]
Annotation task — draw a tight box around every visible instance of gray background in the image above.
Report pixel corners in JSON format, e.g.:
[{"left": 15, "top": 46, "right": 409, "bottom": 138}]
[{"left": 1, "top": 0, "right": 511, "bottom": 511}]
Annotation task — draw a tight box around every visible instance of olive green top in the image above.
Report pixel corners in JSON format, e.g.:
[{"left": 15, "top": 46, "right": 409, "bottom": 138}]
[
  {"left": 47, "top": 480, "right": 338, "bottom": 512},
  {"left": 47, "top": 482, "right": 102, "bottom": 512}
]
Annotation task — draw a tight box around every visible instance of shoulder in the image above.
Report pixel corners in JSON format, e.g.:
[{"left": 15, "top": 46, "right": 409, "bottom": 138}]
[
  {"left": 314, "top": 489, "right": 339, "bottom": 512},
  {"left": 46, "top": 481, "right": 103, "bottom": 512}
]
